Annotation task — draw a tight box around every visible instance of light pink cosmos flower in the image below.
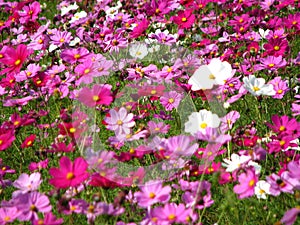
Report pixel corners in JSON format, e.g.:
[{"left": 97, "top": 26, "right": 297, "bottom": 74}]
[
  {"left": 13, "top": 172, "right": 42, "bottom": 195},
  {"left": 134, "top": 180, "right": 171, "bottom": 208},
  {"left": 50, "top": 30, "right": 72, "bottom": 47},
  {"left": 104, "top": 107, "right": 135, "bottom": 135},
  {"left": 14, "top": 191, "right": 52, "bottom": 222},
  {"left": 0, "top": 207, "right": 21, "bottom": 224},
  {"left": 233, "top": 168, "right": 258, "bottom": 199},
  {"left": 160, "top": 91, "right": 183, "bottom": 111},
  {"left": 152, "top": 203, "right": 194, "bottom": 224}
]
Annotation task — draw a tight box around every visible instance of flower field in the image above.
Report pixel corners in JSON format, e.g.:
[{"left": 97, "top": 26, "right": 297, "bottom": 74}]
[{"left": 0, "top": 0, "right": 300, "bottom": 224}]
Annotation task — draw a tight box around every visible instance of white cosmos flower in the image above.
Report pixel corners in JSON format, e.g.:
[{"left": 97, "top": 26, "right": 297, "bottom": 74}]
[
  {"left": 188, "top": 58, "right": 232, "bottom": 91},
  {"left": 222, "top": 153, "right": 251, "bottom": 172},
  {"left": 254, "top": 180, "right": 271, "bottom": 199},
  {"left": 184, "top": 109, "right": 220, "bottom": 135},
  {"left": 129, "top": 43, "right": 148, "bottom": 59},
  {"left": 243, "top": 75, "right": 275, "bottom": 96},
  {"left": 61, "top": 3, "right": 78, "bottom": 16},
  {"left": 70, "top": 11, "right": 87, "bottom": 23}
]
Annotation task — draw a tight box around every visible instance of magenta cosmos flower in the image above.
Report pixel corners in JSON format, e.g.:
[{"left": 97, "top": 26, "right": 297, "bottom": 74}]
[
  {"left": 172, "top": 9, "right": 195, "bottom": 29},
  {"left": 134, "top": 180, "right": 171, "bottom": 208},
  {"left": 49, "top": 156, "right": 89, "bottom": 189},
  {"left": 104, "top": 107, "right": 135, "bottom": 135},
  {"left": 0, "top": 44, "right": 30, "bottom": 75},
  {"left": 77, "top": 84, "right": 113, "bottom": 107},
  {"left": 233, "top": 168, "right": 258, "bottom": 199},
  {"left": 18, "top": 1, "right": 41, "bottom": 24}
]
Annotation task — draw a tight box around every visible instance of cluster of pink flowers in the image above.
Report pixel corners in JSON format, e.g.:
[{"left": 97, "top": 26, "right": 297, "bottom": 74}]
[{"left": 0, "top": 0, "right": 299, "bottom": 224}]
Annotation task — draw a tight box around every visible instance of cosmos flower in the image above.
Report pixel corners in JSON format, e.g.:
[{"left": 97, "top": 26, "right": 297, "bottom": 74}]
[
  {"left": 233, "top": 168, "right": 258, "bottom": 199},
  {"left": 104, "top": 107, "right": 135, "bottom": 135},
  {"left": 243, "top": 75, "right": 275, "bottom": 96},
  {"left": 172, "top": 9, "right": 195, "bottom": 29},
  {"left": 134, "top": 180, "right": 171, "bottom": 208},
  {"left": 49, "top": 156, "right": 89, "bottom": 189},
  {"left": 184, "top": 109, "right": 221, "bottom": 135},
  {"left": 0, "top": 44, "right": 30, "bottom": 75},
  {"left": 188, "top": 58, "right": 233, "bottom": 91},
  {"left": 77, "top": 84, "right": 113, "bottom": 107}
]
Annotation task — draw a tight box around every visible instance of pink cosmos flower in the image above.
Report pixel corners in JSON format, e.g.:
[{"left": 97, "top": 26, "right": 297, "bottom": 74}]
[
  {"left": 280, "top": 207, "right": 300, "bottom": 225},
  {"left": 32, "top": 212, "right": 63, "bottom": 225},
  {"left": 13, "top": 172, "right": 42, "bottom": 195},
  {"left": 0, "top": 44, "right": 30, "bottom": 75},
  {"left": 14, "top": 191, "right": 52, "bottom": 222},
  {"left": 18, "top": 1, "right": 41, "bottom": 24},
  {"left": 50, "top": 30, "right": 72, "bottom": 47},
  {"left": 172, "top": 9, "right": 195, "bottom": 29},
  {"left": 266, "top": 114, "right": 299, "bottom": 135},
  {"left": 61, "top": 47, "right": 90, "bottom": 64},
  {"left": 152, "top": 203, "right": 194, "bottom": 224},
  {"left": 21, "top": 134, "right": 36, "bottom": 149},
  {"left": 148, "top": 121, "right": 170, "bottom": 134},
  {"left": 162, "top": 135, "right": 198, "bottom": 158},
  {"left": 0, "top": 131, "right": 15, "bottom": 151},
  {"left": 269, "top": 76, "right": 289, "bottom": 99},
  {"left": 255, "top": 55, "right": 287, "bottom": 71},
  {"left": 15, "top": 63, "right": 41, "bottom": 82},
  {"left": 104, "top": 107, "right": 135, "bottom": 135},
  {"left": 49, "top": 156, "right": 89, "bottom": 189},
  {"left": 28, "top": 158, "right": 49, "bottom": 172},
  {"left": 263, "top": 38, "right": 289, "bottom": 56},
  {"left": 160, "top": 91, "right": 183, "bottom": 111},
  {"left": 233, "top": 168, "right": 258, "bottom": 199},
  {"left": 0, "top": 207, "right": 21, "bottom": 224},
  {"left": 134, "top": 180, "right": 171, "bottom": 208},
  {"left": 130, "top": 19, "right": 149, "bottom": 39},
  {"left": 77, "top": 84, "right": 113, "bottom": 107},
  {"left": 266, "top": 172, "right": 295, "bottom": 196}
]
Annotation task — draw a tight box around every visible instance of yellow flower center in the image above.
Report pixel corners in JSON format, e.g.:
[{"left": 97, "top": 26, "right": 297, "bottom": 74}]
[
  {"left": 168, "top": 98, "right": 174, "bottom": 103},
  {"left": 168, "top": 214, "right": 176, "bottom": 221},
  {"left": 4, "top": 216, "right": 10, "bottom": 222},
  {"left": 66, "top": 172, "right": 75, "bottom": 180},
  {"left": 268, "top": 63, "right": 274, "bottom": 67},
  {"left": 150, "top": 90, "right": 156, "bottom": 95},
  {"left": 59, "top": 38, "right": 65, "bottom": 43},
  {"left": 200, "top": 122, "right": 207, "bottom": 129},
  {"left": 93, "top": 95, "right": 99, "bottom": 101},
  {"left": 209, "top": 74, "right": 215, "bottom": 79},
  {"left": 84, "top": 68, "right": 90, "bottom": 74},
  {"left": 280, "top": 140, "right": 285, "bottom": 146},
  {"left": 274, "top": 46, "right": 280, "bottom": 51},
  {"left": 253, "top": 86, "right": 260, "bottom": 91},
  {"left": 15, "top": 59, "right": 21, "bottom": 66},
  {"left": 117, "top": 120, "right": 123, "bottom": 125},
  {"left": 249, "top": 179, "right": 255, "bottom": 187},
  {"left": 69, "top": 127, "right": 76, "bottom": 133},
  {"left": 129, "top": 148, "right": 135, "bottom": 154},
  {"left": 149, "top": 192, "right": 156, "bottom": 199},
  {"left": 277, "top": 89, "right": 283, "bottom": 94},
  {"left": 74, "top": 54, "right": 80, "bottom": 59},
  {"left": 181, "top": 17, "right": 187, "bottom": 22},
  {"left": 279, "top": 125, "right": 285, "bottom": 131}
]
